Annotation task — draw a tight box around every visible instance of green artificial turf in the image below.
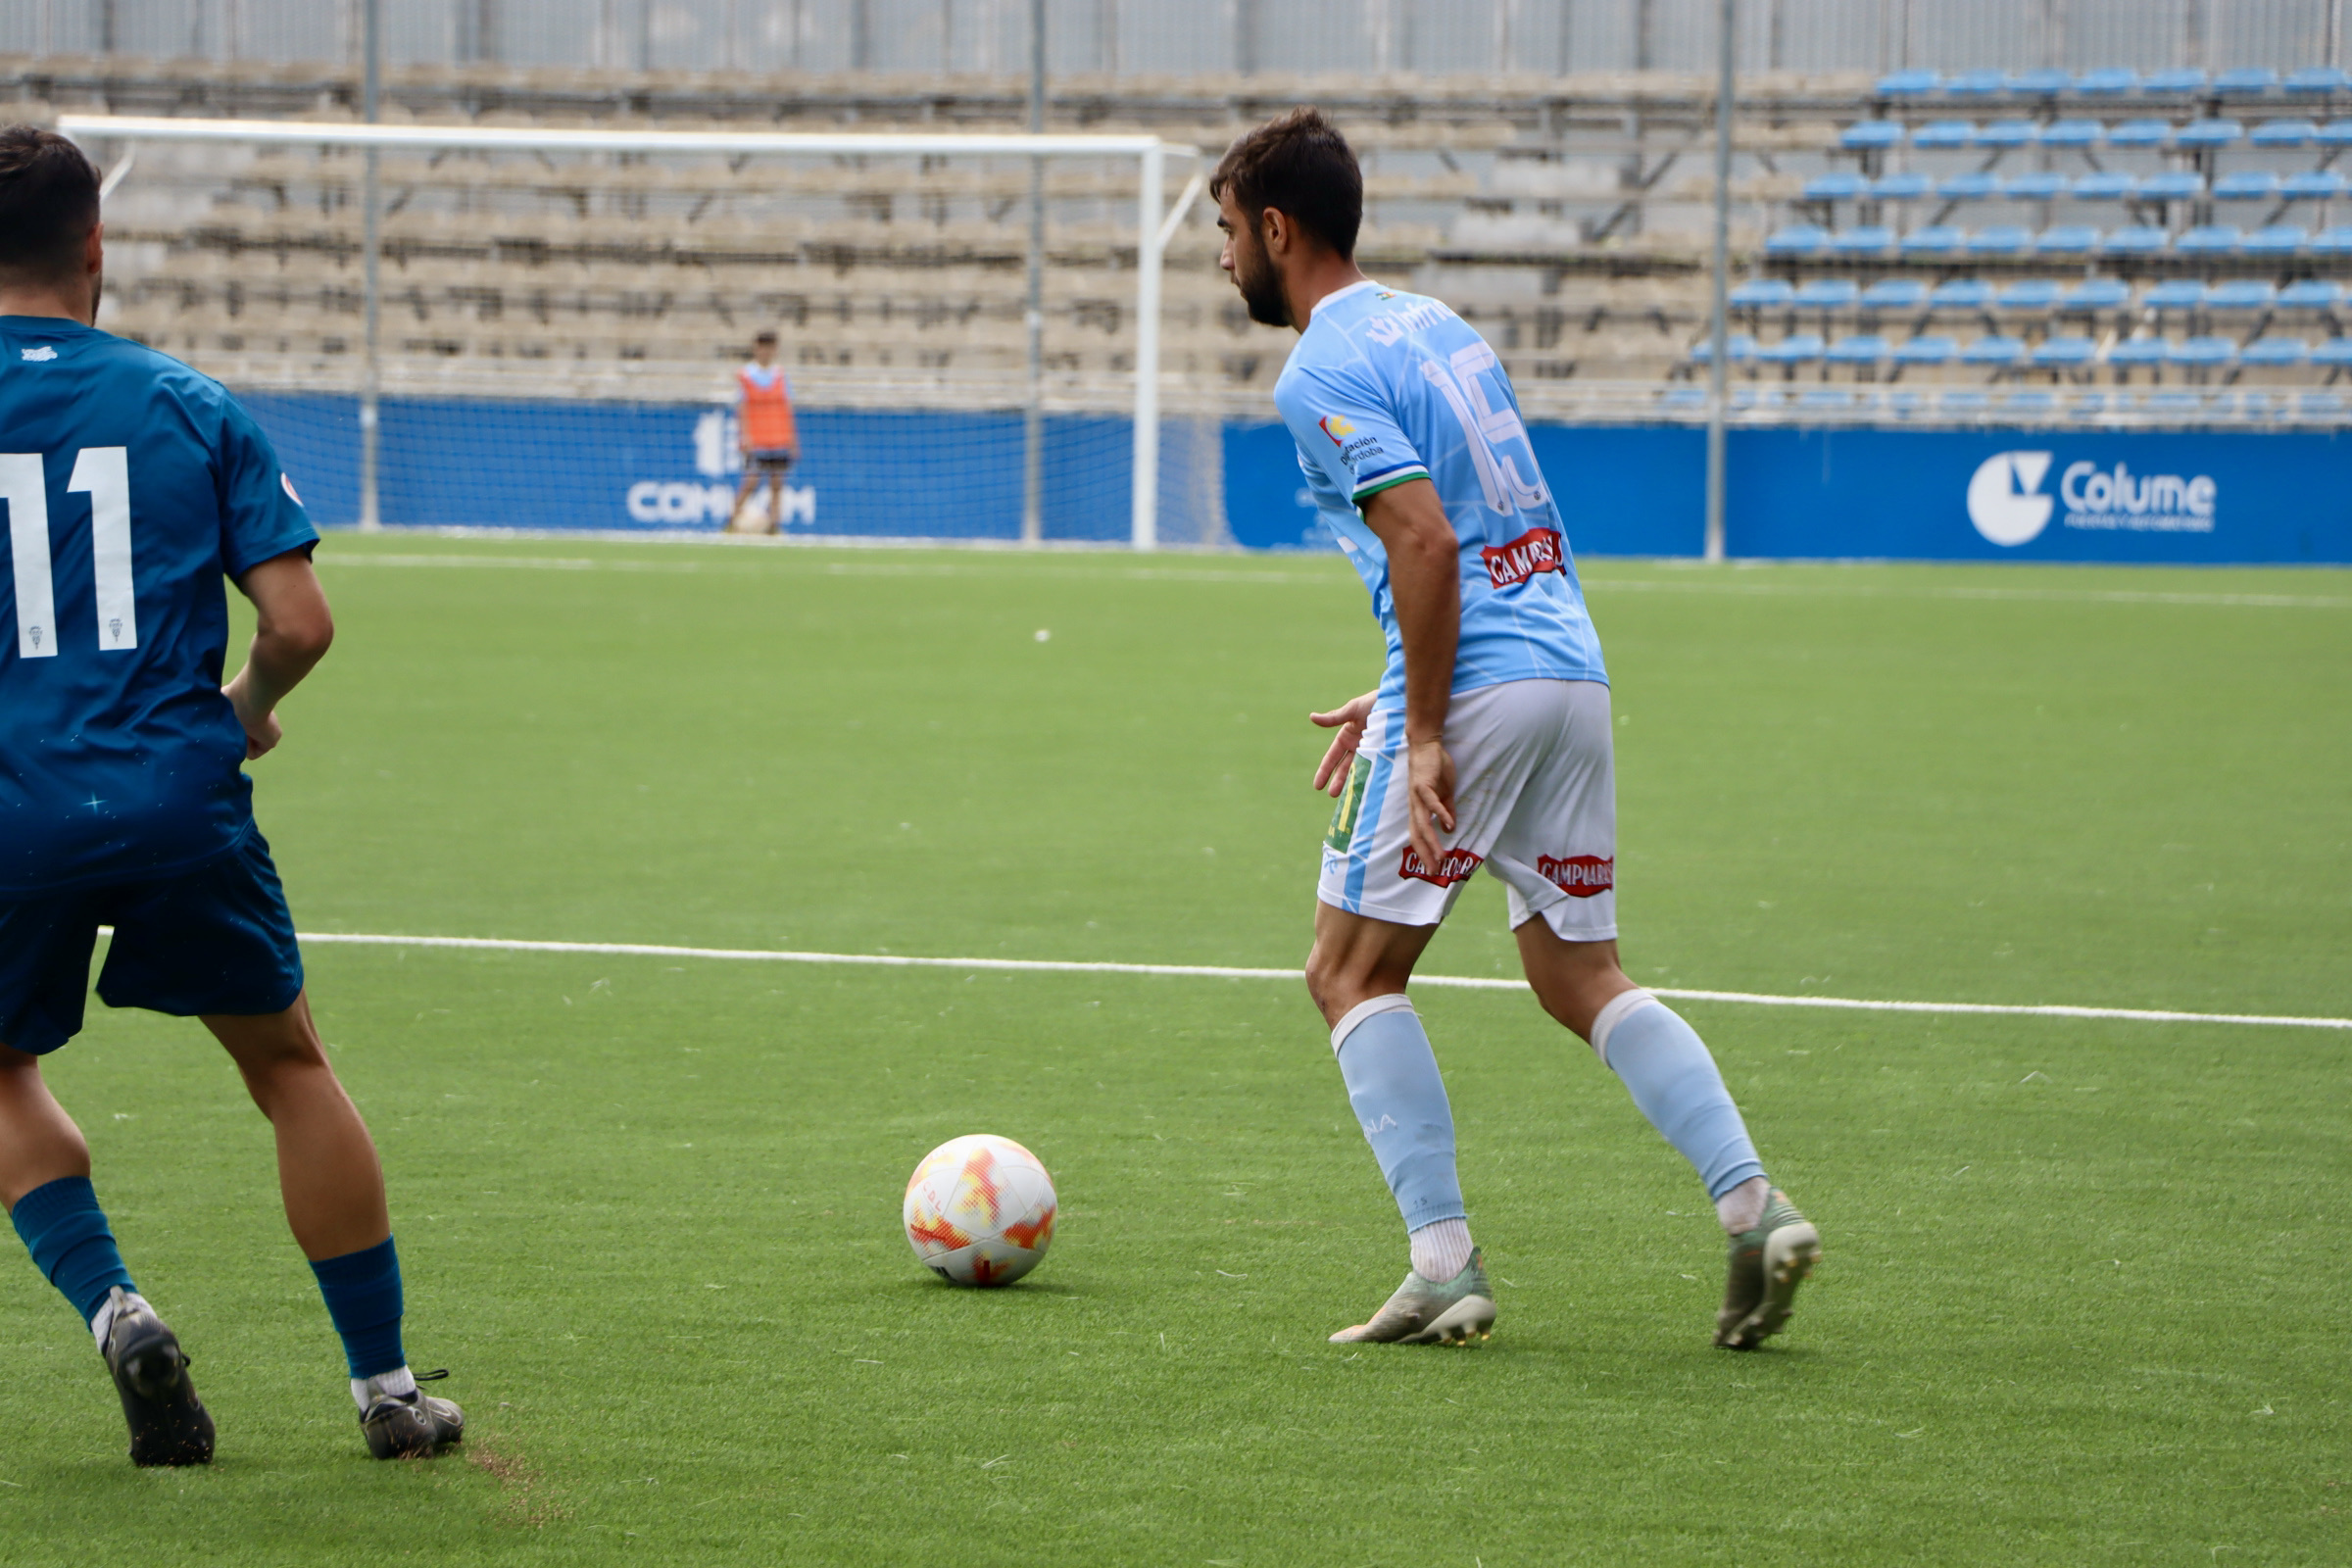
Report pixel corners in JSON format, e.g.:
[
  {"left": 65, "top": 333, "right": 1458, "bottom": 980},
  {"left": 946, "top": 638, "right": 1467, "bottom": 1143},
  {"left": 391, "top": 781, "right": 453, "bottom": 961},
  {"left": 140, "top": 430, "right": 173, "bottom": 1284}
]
[{"left": 3, "top": 536, "right": 2347, "bottom": 1565}]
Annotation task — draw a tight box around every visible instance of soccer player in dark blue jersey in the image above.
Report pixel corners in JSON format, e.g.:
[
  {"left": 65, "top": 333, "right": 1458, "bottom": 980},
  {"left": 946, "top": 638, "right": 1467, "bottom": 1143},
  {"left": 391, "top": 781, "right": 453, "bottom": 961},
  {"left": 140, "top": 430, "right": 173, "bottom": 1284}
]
[{"left": 0, "top": 127, "right": 461, "bottom": 1464}]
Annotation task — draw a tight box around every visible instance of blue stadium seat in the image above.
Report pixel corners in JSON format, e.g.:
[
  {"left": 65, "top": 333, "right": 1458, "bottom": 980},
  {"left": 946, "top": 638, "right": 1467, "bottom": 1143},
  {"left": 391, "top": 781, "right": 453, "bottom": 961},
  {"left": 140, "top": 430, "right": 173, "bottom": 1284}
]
[
  {"left": 1946, "top": 70, "right": 2007, "bottom": 97},
  {"left": 2243, "top": 225, "right": 2309, "bottom": 257},
  {"left": 2137, "top": 171, "right": 2205, "bottom": 201},
  {"left": 2143, "top": 280, "right": 2208, "bottom": 311},
  {"left": 2104, "top": 119, "right": 2175, "bottom": 148},
  {"left": 2176, "top": 225, "right": 2244, "bottom": 256},
  {"left": 1999, "top": 389, "right": 2059, "bottom": 416},
  {"left": 1870, "top": 172, "right": 1933, "bottom": 199},
  {"left": 2172, "top": 336, "right": 2237, "bottom": 368},
  {"left": 2036, "top": 225, "right": 2101, "bottom": 255},
  {"left": 1802, "top": 172, "right": 1871, "bottom": 202},
  {"left": 2067, "top": 391, "right": 2112, "bottom": 417},
  {"left": 2001, "top": 172, "right": 2068, "bottom": 200},
  {"left": 2030, "top": 336, "right": 2098, "bottom": 368},
  {"left": 2176, "top": 119, "right": 2244, "bottom": 149},
  {"left": 2073, "top": 68, "right": 2139, "bottom": 96},
  {"left": 2239, "top": 336, "right": 2311, "bottom": 367},
  {"left": 1913, "top": 121, "right": 1979, "bottom": 149},
  {"left": 1978, "top": 120, "right": 2040, "bottom": 148},
  {"left": 2059, "top": 278, "right": 2132, "bottom": 311},
  {"left": 1885, "top": 388, "right": 1931, "bottom": 416},
  {"left": 2213, "top": 68, "right": 2279, "bottom": 96},
  {"left": 1876, "top": 70, "right": 1939, "bottom": 97},
  {"left": 2295, "top": 390, "right": 2348, "bottom": 416},
  {"left": 1793, "top": 278, "right": 1862, "bottom": 310},
  {"left": 1962, "top": 335, "right": 2027, "bottom": 366},
  {"left": 2142, "top": 390, "right": 2210, "bottom": 416},
  {"left": 1765, "top": 224, "right": 1831, "bottom": 256},
  {"left": 1900, "top": 225, "right": 1967, "bottom": 256},
  {"left": 1860, "top": 278, "right": 1930, "bottom": 311},
  {"left": 2321, "top": 121, "right": 2352, "bottom": 147},
  {"left": 2214, "top": 171, "right": 2281, "bottom": 201},
  {"left": 2040, "top": 120, "right": 2106, "bottom": 148},
  {"left": 1994, "top": 279, "right": 2062, "bottom": 311},
  {"left": 2100, "top": 226, "right": 2170, "bottom": 256},
  {"left": 1757, "top": 334, "right": 1827, "bottom": 366},
  {"left": 2108, "top": 336, "right": 2172, "bottom": 368},
  {"left": 1937, "top": 172, "right": 2001, "bottom": 200},
  {"left": 1838, "top": 121, "right": 1905, "bottom": 150},
  {"left": 1928, "top": 278, "right": 1994, "bottom": 311},
  {"left": 2313, "top": 226, "right": 2352, "bottom": 255},
  {"left": 2141, "top": 68, "right": 2210, "bottom": 95},
  {"left": 1825, "top": 334, "right": 1890, "bottom": 365},
  {"left": 1688, "top": 333, "right": 1759, "bottom": 364},
  {"left": 1796, "top": 387, "right": 1856, "bottom": 413},
  {"left": 1730, "top": 278, "right": 1796, "bottom": 310},
  {"left": 2282, "top": 170, "right": 2350, "bottom": 200},
  {"left": 1831, "top": 226, "right": 1897, "bottom": 258},
  {"left": 1938, "top": 389, "right": 1991, "bottom": 415},
  {"left": 2006, "top": 69, "right": 2072, "bottom": 97},
  {"left": 2277, "top": 279, "right": 2345, "bottom": 310},
  {"left": 2203, "top": 279, "right": 2277, "bottom": 311},
  {"left": 2070, "top": 172, "right": 2138, "bottom": 200},
  {"left": 1893, "top": 334, "right": 1958, "bottom": 366},
  {"left": 2285, "top": 66, "right": 2352, "bottom": 94},
  {"left": 1656, "top": 386, "right": 1707, "bottom": 412},
  {"left": 2314, "top": 339, "right": 2352, "bottom": 369},
  {"left": 2250, "top": 118, "right": 2321, "bottom": 148},
  {"left": 1966, "top": 225, "right": 2034, "bottom": 256}
]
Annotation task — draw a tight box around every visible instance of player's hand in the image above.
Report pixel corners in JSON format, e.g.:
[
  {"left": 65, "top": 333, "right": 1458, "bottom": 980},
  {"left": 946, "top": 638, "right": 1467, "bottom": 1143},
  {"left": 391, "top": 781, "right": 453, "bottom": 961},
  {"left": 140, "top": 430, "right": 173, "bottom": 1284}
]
[
  {"left": 1309, "top": 691, "right": 1379, "bottom": 796},
  {"left": 224, "top": 672, "right": 282, "bottom": 760},
  {"left": 1405, "top": 738, "right": 1457, "bottom": 872}
]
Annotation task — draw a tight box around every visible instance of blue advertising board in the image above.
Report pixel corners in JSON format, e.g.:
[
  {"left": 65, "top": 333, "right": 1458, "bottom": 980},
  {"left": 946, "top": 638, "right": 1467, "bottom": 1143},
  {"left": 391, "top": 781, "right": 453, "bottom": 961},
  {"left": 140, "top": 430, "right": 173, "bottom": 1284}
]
[{"left": 241, "top": 393, "right": 2352, "bottom": 564}]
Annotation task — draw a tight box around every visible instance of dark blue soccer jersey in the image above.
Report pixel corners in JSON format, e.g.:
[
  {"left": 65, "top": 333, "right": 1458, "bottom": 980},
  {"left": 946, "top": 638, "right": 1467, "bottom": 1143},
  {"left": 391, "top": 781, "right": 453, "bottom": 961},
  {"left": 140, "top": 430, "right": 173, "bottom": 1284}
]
[{"left": 0, "top": 317, "right": 317, "bottom": 896}]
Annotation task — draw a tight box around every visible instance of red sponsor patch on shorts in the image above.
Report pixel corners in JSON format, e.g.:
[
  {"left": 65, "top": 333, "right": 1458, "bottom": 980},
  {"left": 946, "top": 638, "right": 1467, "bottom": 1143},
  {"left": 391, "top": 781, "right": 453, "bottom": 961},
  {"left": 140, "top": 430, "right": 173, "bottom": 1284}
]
[
  {"left": 1399, "top": 846, "right": 1484, "bottom": 886},
  {"left": 1538, "top": 854, "right": 1614, "bottom": 898},
  {"left": 1481, "top": 526, "right": 1564, "bottom": 591}
]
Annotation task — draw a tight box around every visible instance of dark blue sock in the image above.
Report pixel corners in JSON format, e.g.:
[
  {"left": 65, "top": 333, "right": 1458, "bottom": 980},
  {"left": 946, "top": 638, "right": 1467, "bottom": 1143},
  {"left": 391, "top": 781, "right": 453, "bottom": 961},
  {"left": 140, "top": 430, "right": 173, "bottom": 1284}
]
[
  {"left": 309, "top": 1236, "right": 406, "bottom": 1380},
  {"left": 11, "top": 1176, "right": 136, "bottom": 1324}
]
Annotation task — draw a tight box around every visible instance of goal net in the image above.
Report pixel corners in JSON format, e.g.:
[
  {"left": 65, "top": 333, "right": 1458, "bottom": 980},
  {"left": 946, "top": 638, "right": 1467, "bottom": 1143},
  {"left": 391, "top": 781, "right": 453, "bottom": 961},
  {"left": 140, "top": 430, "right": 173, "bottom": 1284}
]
[{"left": 59, "top": 116, "right": 1216, "bottom": 548}]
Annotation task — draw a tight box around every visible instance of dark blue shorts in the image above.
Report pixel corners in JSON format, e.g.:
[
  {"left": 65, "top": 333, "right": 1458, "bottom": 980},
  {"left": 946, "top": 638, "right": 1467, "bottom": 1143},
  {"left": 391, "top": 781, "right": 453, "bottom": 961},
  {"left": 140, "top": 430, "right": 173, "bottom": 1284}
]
[{"left": 0, "top": 829, "right": 304, "bottom": 1056}]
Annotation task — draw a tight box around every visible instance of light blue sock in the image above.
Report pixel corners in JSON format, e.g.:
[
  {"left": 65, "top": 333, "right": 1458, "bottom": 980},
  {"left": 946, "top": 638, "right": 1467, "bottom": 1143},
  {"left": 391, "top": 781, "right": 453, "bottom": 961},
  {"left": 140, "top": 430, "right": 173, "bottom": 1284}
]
[
  {"left": 1592, "top": 992, "right": 1767, "bottom": 1200},
  {"left": 1330, "top": 996, "right": 1465, "bottom": 1234}
]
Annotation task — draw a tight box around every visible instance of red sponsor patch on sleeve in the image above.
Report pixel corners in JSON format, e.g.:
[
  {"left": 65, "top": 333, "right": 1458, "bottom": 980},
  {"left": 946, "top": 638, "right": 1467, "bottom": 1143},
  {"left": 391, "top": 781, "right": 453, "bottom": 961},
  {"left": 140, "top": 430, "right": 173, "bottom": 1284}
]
[
  {"left": 1482, "top": 526, "right": 1564, "bottom": 590},
  {"left": 1537, "top": 854, "right": 1614, "bottom": 898},
  {"left": 1399, "top": 846, "right": 1484, "bottom": 886}
]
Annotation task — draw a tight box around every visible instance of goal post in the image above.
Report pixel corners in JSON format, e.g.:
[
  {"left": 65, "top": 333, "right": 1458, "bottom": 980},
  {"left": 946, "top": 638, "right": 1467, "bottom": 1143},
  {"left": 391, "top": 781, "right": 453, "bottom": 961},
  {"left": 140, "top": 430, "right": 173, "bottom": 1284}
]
[{"left": 58, "top": 115, "right": 1205, "bottom": 550}]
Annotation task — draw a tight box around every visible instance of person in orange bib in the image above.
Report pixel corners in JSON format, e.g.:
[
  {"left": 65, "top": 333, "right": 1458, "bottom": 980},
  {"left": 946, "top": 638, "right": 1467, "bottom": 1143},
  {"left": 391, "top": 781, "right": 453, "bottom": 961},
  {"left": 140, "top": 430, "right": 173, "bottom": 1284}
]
[{"left": 730, "top": 330, "right": 799, "bottom": 533}]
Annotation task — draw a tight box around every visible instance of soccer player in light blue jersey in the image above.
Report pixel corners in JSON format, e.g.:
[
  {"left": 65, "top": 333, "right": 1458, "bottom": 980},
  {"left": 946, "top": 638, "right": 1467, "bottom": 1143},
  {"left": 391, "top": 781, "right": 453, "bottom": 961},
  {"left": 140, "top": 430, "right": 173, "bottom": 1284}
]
[
  {"left": 1212, "top": 110, "right": 1820, "bottom": 1348},
  {"left": 0, "top": 127, "right": 461, "bottom": 1462}
]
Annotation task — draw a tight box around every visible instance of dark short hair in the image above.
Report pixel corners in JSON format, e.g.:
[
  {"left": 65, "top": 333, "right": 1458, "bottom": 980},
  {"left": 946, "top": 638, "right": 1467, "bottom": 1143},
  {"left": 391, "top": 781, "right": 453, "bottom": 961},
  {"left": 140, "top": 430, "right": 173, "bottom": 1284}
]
[
  {"left": 754, "top": 329, "right": 778, "bottom": 346},
  {"left": 1209, "top": 107, "right": 1361, "bottom": 259},
  {"left": 0, "top": 126, "right": 101, "bottom": 284}
]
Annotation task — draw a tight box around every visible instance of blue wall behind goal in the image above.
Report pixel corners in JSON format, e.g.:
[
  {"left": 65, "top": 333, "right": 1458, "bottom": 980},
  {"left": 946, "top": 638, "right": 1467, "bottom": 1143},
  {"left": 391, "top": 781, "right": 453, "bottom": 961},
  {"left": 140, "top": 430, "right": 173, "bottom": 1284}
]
[{"left": 245, "top": 394, "right": 2352, "bottom": 564}]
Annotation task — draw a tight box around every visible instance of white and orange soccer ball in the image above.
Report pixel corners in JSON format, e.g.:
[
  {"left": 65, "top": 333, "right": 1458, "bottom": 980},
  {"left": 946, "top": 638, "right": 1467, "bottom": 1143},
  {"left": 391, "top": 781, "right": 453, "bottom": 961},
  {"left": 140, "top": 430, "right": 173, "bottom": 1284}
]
[{"left": 902, "top": 1134, "right": 1057, "bottom": 1286}]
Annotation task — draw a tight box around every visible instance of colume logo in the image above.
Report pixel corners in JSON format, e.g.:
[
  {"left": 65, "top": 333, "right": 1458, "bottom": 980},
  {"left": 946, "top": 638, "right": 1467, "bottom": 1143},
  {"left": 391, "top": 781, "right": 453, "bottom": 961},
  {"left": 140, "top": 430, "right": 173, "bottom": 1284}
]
[
  {"left": 1968, "top": 449, "right": 2220, "bottom": 545},
  {"left": 1966, "top": 452, "right": 2054, "bottom": 546}
]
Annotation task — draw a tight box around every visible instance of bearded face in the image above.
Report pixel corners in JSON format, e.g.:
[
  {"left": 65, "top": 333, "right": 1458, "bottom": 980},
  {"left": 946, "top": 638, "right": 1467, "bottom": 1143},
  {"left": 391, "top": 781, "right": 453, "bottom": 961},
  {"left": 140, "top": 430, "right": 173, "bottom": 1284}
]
[{"left": 1223, "top": 211, "right": 1292, "bottom": 328}]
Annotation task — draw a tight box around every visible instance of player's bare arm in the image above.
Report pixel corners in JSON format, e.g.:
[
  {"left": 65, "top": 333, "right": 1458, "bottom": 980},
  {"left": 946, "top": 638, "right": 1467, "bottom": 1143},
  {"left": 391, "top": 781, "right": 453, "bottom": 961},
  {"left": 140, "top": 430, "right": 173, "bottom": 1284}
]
[
  {"left": 226, "top": 550, "right": 334, "bottom": 760},
  {"left": 1357, "top": 477, "right": 1460, "bottom": 871}
]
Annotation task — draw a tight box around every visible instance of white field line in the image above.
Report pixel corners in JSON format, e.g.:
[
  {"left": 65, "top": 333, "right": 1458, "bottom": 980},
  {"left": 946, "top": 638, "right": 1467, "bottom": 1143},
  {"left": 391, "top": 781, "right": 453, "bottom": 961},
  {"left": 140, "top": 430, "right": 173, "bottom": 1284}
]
[{"left": 294, "top": 930, "right": 2352, "bottom": 1031}]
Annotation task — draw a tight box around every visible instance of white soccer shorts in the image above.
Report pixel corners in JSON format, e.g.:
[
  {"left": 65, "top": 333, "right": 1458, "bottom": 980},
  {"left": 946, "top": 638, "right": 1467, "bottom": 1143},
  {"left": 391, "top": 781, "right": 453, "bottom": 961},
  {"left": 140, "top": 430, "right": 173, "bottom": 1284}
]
[{"left": 1317, "top": 678, "right": 1617, "bottom": 941}]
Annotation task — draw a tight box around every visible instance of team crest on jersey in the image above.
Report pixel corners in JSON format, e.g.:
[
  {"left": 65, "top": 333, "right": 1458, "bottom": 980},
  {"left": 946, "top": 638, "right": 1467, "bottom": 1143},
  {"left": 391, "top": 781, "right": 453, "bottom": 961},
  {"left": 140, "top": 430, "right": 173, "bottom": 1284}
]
[
  {"left": 281, "top": 472, "right": 303, "bottom": 504},
  {"left": 1538, "top": 855, "right": 1614, "bottom": 898},
  {"left": 1482, "top": 526, "right": 1564, "bottom": 590},
  {"left": 1398, "top": 845, "right": 1483, "bottom": 886},
  {"left": 1318, "top": 415, "right": 1356, "bottom": 444}
]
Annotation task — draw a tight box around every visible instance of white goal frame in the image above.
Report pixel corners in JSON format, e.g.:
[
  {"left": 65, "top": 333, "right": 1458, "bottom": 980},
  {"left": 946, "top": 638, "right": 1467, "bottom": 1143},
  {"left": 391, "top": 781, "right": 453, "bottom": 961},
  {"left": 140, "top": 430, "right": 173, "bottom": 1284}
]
[{"left": 59, "top": 115, "right": 1203, "bottom": 550}]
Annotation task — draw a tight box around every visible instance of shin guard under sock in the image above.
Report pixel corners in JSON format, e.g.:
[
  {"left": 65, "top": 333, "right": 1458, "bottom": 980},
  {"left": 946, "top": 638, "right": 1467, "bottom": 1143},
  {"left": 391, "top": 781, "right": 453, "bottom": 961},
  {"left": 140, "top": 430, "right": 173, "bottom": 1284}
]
[
  {"left": 11, "top": 1176, "right": 136, "bottom": 1324},
  {"left": 1590, "top": 991, "right": 1768, "bottom": 1200},
  {"left": 1330, "top": 996, "right": 1467, "bottom": 1235},
  {"left": 309, "top": 1236, "right": 407, "bottom": 1380}
]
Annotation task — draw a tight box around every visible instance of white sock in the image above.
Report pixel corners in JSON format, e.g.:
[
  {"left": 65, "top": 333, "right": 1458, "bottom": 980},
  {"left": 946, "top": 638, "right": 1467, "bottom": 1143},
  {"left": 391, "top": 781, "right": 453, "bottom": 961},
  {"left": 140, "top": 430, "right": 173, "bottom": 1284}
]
[
  {"left": 1409, "top": 1217, "right": 1474, "bottom": 1282},
  {"left": 1716, "top": 1176, "right": 1771, "bottom": 1235},
  {"left": 90, "top": 1289, "right": 144, "bottom": 1352},
  {"left": 352, "top": 1364, "right": 417, "bottom": 1413}
]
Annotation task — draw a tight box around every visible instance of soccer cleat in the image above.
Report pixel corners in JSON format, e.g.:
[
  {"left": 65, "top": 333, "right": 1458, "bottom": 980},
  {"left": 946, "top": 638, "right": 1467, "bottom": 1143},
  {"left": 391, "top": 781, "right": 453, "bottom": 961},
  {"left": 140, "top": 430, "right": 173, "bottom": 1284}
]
[
  {"left": 360, "top": 1370, "right": 465, "bottom": 1460},
  {"left": 1328, "top": 1247, "right": 1496, "bottom": 1345},
  {"left": 1715, "top": 1189, "right": 1821, "bottom": 1350},
  {"left": 99, "top": 1287, "right": 215, "bottom": 1467}
]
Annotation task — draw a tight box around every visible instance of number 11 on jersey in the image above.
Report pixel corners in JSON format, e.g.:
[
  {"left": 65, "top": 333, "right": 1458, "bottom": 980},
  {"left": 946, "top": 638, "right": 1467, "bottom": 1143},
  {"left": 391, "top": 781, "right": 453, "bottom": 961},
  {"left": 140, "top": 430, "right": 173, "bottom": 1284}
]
[{"left": 2, "top": 446, "right": 137, "bottom": 658}]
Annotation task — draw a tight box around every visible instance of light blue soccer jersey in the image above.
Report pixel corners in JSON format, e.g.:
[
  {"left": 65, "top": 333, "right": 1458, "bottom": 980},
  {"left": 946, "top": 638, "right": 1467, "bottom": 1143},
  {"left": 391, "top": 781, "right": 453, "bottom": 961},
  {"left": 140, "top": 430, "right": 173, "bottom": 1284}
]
[
  {"left": 1271, "top": 280, "right": 1604, "bottom": 708},
  {"left": 0, "top": 317, "right": 317, "bottom": 895}
]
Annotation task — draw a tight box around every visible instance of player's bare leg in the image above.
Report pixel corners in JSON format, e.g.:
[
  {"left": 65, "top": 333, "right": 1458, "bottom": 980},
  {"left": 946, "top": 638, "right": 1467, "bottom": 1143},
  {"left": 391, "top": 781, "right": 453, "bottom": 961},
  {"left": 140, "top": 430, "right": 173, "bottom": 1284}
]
[
  {"left": 729, "top": 468, "right": 762, "bottom": 532},
  {"left": 208, "top": 994, "right": 463, "bottom": 1455},
  {"left": 1516, "top": 922, "right": 1820, "bottom": 1348},
  {"left": 1308, "top": 904, "right": 1495, "bottom": 1346},
  {"left": 0, "top": 1044, "right": 91, "bottom": 1206},
  {"left": 764, "top": 475, "right": 786, "bottom": 534}
]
